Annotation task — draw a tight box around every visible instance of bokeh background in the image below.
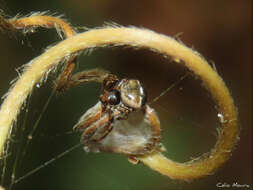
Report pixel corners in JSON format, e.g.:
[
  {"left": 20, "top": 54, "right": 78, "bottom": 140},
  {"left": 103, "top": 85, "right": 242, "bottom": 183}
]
[{"left": 0, "top": 0, "right": 251, "bottom": 190}]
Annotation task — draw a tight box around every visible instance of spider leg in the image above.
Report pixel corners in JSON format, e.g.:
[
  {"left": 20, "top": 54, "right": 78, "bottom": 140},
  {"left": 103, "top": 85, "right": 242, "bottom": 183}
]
[
  {"left": 81, "top": 124, "right": 100, "bottom": 143},
  {"left": 128, "top": 156, "right": 140, "bottom": 165},
  {"left": 55, "top": 66, "right": 111, "bottom": 93},
  {"left": 55, "top": 57, "right": 76, "bottom": 92},
  {"left": 74, "top": 102, "right": 103, "bottom": 132},
  {"left": 74, "top": 102, "right": 112, "bottom": 142},
  {"left": 81, "top": 113, "right": 112, "bottom": 143},
  {"left": 81, "top": 119, "right": 113, "bottom": 153},
  {"left": 73, "top": 101, "right": 109, "bottom": 128},
  {"left": 92, "top": 112, "right": 114, "bottom": 142},
  {"left": 69, "top": 69, "right": 111, "bottom": 87}
]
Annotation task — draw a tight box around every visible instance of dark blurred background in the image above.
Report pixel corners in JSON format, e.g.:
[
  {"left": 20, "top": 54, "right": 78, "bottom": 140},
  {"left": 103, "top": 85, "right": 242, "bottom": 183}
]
[{"left": 0, "top": 0, "right": 251, "bottom": 190}]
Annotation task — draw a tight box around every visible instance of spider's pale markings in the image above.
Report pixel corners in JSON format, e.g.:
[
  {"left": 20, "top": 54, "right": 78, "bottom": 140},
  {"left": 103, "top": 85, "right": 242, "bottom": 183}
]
[{"left": 12, "top": 72, "right": 188, "bottom": 185}]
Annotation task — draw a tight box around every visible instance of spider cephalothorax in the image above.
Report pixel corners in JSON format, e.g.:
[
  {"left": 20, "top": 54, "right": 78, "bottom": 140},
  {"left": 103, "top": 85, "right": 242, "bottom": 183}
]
[{"left": 100, "top": 75, "right": 147, "bottom": 120}]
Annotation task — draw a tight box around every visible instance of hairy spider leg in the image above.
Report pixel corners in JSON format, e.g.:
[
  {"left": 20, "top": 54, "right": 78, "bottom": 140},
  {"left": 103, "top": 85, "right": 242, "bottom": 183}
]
[
  {"left": 55, "top": 58, "right": 76, "bottom": 92},
  {"left": 55, "top": 66, "right": 112, "bottom": 93},
  {"left": 81, "top": 114, "right": 113, "bottom": 143},
  {"left": 74, "top": 102, "right": 114, "bottom": 144}
]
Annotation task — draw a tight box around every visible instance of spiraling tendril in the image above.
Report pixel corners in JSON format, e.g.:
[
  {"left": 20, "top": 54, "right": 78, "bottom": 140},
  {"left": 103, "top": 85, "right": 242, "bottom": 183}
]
[{"left": 0, "top": 12, "right": 239, "bottom": 185}]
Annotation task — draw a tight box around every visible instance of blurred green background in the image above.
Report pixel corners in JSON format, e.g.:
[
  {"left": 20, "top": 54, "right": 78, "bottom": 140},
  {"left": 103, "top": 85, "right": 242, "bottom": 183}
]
[{"left": 0, "top": 0, "right": 251, "bottom": 190}]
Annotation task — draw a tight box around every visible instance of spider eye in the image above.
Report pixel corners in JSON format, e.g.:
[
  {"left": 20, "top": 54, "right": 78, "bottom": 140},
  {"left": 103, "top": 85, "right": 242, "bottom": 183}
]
[{"left": 108, "top": 90, "right": 121, "bottom": 105}]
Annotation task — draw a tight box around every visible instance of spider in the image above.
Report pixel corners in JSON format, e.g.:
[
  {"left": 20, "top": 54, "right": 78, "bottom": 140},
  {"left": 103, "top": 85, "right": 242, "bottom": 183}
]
[{"left": 55, "top": 62, "right": 162, "bottom": 162}]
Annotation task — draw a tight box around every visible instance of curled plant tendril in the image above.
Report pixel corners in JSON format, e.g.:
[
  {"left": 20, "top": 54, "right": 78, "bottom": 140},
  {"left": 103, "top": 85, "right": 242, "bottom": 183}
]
[{"left": 0, "top": 13, "right": 239, "bottom": 182}]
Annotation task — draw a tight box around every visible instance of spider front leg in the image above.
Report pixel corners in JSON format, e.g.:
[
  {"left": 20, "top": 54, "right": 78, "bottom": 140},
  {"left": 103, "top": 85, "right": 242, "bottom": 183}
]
[
  {"left": 54, "top": 58, "right": 76, "bottom": 92},
  {"left": 55, "top": 60, "right": 112, "bottom": 93}
]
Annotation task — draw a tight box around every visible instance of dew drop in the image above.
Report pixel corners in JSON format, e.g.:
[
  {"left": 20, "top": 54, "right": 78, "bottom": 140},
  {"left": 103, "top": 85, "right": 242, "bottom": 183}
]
[
  {"left": 173, "top": 58, "right": 181, "bottom": 63},
  {"left": 83, "top": 146, "right": 90, "bottom": 153},
  {"left": 30, "top": 28, "right": 35, "bottom": 33},
  {"left": 217, "top": 113, "right": 227, "bottom": 123},
  {"left": 28, "top": 135, "right": 32, "bottom": 140},
  {"left": 36, "top": 83, "right": 40, "bottom": 88}
]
